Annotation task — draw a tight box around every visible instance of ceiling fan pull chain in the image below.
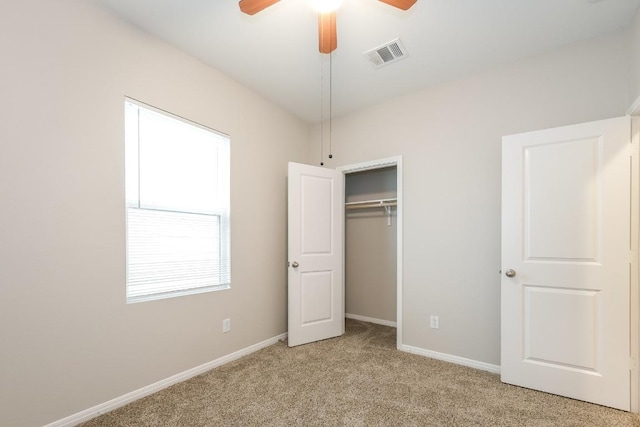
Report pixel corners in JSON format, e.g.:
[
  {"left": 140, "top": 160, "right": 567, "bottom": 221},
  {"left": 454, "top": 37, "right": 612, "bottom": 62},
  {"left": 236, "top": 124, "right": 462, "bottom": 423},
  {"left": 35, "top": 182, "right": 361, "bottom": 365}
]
[
  {"left": 328, "top": 51, "right": 333, "bottom": 160},
  {"left": 320, "top": 53, "right": 325, "bottom": 166}
]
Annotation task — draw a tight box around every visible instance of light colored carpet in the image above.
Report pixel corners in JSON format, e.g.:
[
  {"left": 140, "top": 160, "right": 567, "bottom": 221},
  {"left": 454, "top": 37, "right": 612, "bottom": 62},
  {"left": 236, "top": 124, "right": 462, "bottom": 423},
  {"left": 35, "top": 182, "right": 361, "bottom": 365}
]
[{"left": 81, "top": 319, "right": 640, "bottom": 426}]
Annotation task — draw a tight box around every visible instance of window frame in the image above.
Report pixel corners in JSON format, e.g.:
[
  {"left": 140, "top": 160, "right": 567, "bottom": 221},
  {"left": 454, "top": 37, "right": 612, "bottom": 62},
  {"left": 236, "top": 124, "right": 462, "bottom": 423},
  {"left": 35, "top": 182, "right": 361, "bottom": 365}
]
[{"left": 124, "top": 97, "right": 231, "bottom": 304}]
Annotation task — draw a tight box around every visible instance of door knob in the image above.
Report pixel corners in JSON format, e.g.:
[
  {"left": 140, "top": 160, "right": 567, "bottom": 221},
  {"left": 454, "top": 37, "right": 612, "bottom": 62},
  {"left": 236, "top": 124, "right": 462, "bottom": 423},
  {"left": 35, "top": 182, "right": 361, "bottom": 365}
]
[
  {"left": 505, "top": 269, "right": 516, "bottom": 278},
  {"left": 291, "top": 261, "right": 299, "bottom": 268}
]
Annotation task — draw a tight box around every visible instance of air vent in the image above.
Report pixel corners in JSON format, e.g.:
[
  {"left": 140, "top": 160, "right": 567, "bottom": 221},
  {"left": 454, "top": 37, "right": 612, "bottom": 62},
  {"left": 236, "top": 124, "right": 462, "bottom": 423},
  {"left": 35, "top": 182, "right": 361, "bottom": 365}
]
[{"left": 364, "top": 38, "right": 408, "bottom": 69}]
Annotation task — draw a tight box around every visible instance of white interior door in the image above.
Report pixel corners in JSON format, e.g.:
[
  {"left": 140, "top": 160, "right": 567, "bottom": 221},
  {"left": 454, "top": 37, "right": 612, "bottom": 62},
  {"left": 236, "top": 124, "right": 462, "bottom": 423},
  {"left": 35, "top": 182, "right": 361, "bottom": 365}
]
[
  {"left": 501, "top": 116, "right": 631, "bottom": 410},
  {"left": 288, "top": 162, "right": 344, "bottom": 347}
]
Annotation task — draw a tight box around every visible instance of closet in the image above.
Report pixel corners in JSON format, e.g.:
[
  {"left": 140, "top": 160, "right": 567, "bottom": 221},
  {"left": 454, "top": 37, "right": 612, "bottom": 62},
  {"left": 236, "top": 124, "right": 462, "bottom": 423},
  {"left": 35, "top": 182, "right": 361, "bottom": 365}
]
[{"left": 345, "top": 166, "right": 397, "bottom": 326}]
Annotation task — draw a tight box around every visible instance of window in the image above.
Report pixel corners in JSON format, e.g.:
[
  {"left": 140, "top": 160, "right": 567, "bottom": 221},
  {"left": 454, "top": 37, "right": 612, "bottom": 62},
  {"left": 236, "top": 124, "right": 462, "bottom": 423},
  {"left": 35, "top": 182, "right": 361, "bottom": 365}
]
[{"left": 125, "top": 98, "right": 230, "bottom": 303}]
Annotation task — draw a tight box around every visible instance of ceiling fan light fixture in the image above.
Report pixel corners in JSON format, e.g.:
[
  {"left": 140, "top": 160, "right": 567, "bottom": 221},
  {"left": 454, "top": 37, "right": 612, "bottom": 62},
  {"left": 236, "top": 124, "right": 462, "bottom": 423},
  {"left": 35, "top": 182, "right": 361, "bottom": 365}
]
[
  {"left": 239, "top": 0, "right": 416, "bottom": 55},
  {"left": 311, "top": 0, "right": 344, "bottom": 13}
]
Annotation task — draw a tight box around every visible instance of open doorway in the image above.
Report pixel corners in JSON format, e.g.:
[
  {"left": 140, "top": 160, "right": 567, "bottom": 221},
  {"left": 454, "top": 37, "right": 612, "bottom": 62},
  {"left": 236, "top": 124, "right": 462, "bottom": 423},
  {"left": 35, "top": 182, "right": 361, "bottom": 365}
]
[{"left": 338, "top": 156, "right": 403, "bottom": 349}]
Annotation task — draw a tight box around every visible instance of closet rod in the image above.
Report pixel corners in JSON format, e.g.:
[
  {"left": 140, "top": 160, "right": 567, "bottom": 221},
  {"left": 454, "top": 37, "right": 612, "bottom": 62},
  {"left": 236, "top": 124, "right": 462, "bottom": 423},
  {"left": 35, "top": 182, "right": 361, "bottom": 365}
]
[
  {"left": 345, "top": 198, "right": 397, "bottom": 226},
  {"left": 345, "top": 198, "right": 397, "bottom": 210}
]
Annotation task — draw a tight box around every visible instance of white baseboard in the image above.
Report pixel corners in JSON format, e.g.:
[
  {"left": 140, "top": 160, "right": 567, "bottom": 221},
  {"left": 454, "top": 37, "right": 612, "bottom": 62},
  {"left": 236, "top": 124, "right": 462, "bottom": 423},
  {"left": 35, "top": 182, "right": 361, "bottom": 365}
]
[
  {"left": 346, "top": 313, "right": 397, "bottom": 328},
  {"left": 45, "top": 332, "right": 288, "bottom": 427},
  {"left": 401, "top": 344, "right": 501, "bottom": 374}
]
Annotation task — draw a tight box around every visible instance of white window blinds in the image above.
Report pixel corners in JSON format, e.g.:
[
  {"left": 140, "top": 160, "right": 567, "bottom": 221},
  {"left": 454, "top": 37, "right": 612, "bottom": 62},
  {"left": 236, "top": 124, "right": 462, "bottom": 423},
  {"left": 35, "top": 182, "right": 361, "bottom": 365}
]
[{"left": 125, "top": 99, "right": 230, "bottom": 303}]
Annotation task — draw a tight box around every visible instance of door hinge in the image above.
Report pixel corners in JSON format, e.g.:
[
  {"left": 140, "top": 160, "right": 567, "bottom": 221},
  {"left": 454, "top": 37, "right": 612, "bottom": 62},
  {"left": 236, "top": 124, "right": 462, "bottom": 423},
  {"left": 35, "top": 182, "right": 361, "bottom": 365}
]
[
  {"left": 631, "top": 357, "right": 637, "bottom": 371},
  {"left": 631, "top": 251, "right": 638, "bottom": 264}
]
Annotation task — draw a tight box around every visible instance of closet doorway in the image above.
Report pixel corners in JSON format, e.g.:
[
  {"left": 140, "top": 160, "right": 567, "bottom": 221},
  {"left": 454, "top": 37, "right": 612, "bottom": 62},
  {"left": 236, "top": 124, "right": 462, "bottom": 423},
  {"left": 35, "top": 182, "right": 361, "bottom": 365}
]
[{"left": 338, "top": 156, "right": 403, "bottom": 349}]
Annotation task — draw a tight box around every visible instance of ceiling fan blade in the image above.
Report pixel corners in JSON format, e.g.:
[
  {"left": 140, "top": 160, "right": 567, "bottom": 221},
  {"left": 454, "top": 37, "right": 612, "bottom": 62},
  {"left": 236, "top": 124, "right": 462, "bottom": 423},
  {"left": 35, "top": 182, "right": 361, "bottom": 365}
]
[
  {"left": 239, "top": 0, "right": 280, "bottom": 15},
  {"left": 378, "top": 0, "right": 417, "bottom": 10},
  {"left": 318, "top": 12, "right": 337, "bottom": 54}
]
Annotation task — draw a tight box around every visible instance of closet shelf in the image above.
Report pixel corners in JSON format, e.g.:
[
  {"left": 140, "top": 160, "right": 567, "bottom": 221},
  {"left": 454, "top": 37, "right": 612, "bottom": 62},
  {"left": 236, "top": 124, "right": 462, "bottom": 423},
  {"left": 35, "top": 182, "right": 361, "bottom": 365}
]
[
  {"left": 345, "top": 198, "right": 397, "bottom": 210},
  {"left": 345, "top": 198, "right": 397, "bottom": 226}
]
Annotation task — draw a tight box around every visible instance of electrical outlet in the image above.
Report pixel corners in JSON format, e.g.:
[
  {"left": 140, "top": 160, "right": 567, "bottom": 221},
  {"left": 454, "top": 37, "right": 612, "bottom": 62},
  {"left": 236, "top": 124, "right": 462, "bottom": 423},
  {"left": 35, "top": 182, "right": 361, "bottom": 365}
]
[
  {"left": 430, "top": 315, "right": 439, "bottom": 330},
  {"left": 222, "top": 318, "right": 231, "bottom": 333}
]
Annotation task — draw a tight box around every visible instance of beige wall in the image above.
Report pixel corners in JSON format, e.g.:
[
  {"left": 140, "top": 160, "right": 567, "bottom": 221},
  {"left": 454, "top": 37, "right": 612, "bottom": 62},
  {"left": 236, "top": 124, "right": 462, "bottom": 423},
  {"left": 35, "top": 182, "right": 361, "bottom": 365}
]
[
  {"left": 345, "top": 168, "right": 397, "bottom": 323},
  {"left": 631, "top": 6, "right": 640, "bottom": 106},
  {"left": 0, "top": 1, "right": 308, "bottom": 426},
  {"left": 312, "top": 31, "right": 631, "bottom": 366}
]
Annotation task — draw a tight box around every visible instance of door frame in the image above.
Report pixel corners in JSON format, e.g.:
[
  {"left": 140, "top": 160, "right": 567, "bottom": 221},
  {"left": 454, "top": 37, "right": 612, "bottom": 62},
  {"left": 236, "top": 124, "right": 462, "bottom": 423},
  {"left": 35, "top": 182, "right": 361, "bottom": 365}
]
[
  {"left": 337, "top": 155, "right": 403, "bottom": 349},
  {"left": 629, "top": 97, "right": 640, "bottom": 413}
]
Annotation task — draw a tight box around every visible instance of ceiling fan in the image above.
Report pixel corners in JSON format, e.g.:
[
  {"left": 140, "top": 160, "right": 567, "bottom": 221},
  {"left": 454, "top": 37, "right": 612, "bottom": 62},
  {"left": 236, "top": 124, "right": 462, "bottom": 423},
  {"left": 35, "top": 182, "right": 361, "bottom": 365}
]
[{"left": 238, "top": 0, "right": 417, "bottom": 54}]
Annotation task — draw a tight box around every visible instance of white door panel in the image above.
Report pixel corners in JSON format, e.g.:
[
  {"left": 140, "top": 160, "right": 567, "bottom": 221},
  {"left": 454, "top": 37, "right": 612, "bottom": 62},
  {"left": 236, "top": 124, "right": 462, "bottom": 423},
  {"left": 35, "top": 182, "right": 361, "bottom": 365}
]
[
  {"left": 525, "top": 137, "right": 599, "bottom": 260},
  {"left": 288, "top": 162, "right": 344, "bottom": 347},
  {"left": 501, "top": 116, "right": 631, "bottom": 410}
]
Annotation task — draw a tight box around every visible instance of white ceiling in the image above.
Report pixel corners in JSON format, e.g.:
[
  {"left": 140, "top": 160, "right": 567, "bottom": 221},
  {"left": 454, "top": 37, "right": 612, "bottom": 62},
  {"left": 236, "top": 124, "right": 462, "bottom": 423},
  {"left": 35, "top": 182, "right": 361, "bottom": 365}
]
[{"left": 93, "top": 0, "right": 640, "bottom": 123}]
